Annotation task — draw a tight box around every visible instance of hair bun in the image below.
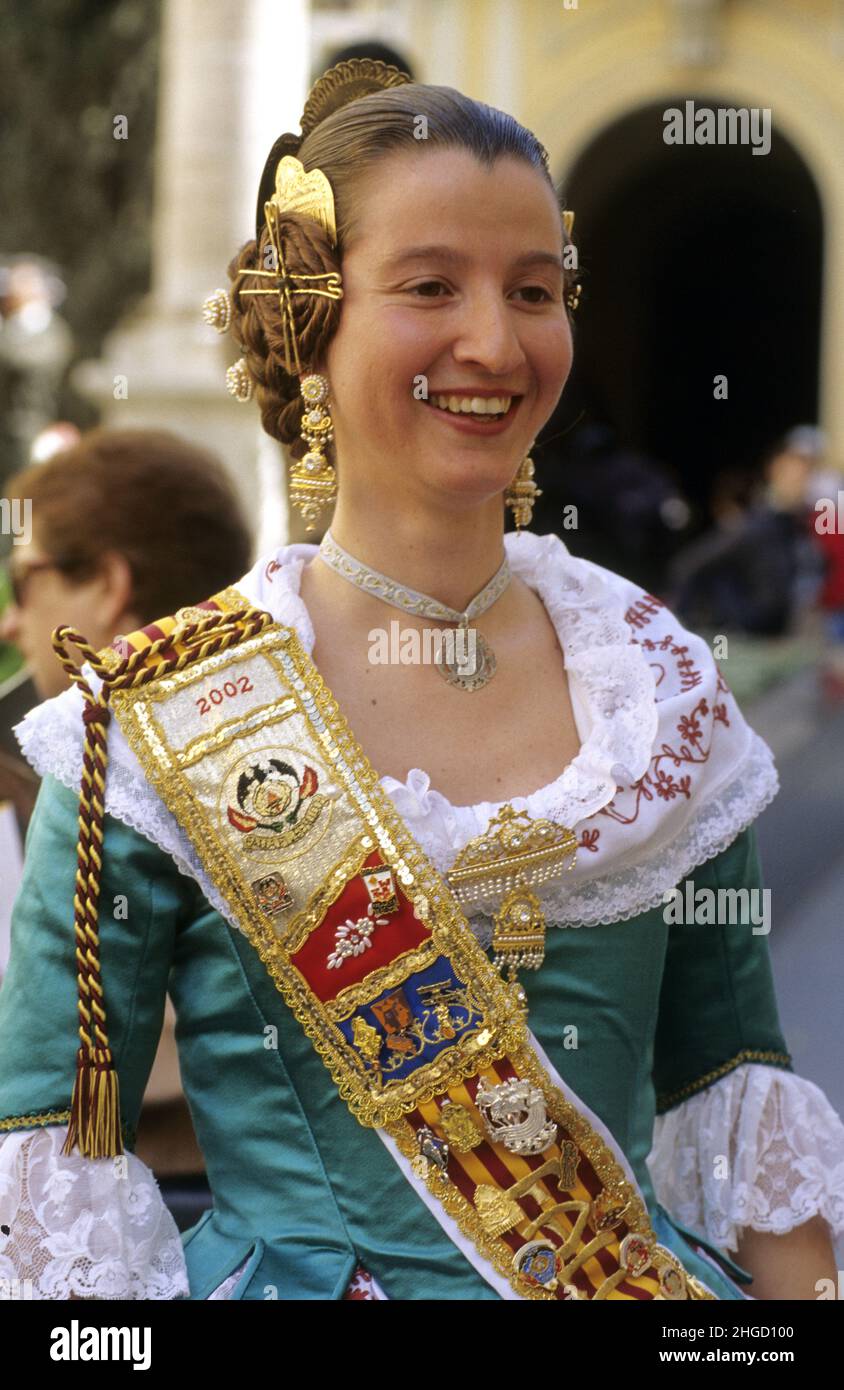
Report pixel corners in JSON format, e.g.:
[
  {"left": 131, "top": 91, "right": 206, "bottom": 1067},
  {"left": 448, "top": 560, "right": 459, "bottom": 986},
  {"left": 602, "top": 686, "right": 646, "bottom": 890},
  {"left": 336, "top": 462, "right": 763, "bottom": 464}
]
[
  {"left": 253, "top": 60, "right": 411, "bottom": 240},
  {"left": 300, "top": 57, "right": 412, "bottom": 136}
]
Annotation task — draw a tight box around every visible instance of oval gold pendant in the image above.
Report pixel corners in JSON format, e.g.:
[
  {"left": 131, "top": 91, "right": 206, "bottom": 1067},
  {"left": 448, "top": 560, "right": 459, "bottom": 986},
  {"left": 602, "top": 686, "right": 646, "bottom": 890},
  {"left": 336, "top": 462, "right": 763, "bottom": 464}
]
[{"left": 436, "top": 628, "right": 497, "bottom": 691}]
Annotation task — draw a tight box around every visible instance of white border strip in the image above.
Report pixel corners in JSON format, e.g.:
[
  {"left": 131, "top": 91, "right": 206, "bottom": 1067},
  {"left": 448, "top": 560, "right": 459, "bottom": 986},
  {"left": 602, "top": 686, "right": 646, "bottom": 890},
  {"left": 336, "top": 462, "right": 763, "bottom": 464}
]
[
  {"left": 527, "top": 1028, "right": 648, "bottom": 1207},
  {"left": 375, "top": 1128, "right": 521, "bottom": 1299}
]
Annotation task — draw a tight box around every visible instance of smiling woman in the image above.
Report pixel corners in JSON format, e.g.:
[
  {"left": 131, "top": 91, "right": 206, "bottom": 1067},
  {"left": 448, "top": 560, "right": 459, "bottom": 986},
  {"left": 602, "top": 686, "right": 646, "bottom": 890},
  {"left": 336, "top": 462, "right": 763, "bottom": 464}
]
[{"left": 1, "top": 58, "right": 842, "bottom": 1305}]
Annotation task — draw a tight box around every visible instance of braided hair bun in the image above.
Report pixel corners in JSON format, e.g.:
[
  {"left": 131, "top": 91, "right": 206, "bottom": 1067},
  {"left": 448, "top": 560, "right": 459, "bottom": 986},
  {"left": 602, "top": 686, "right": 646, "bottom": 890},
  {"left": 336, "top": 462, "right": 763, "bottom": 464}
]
[
  {"left": 227, "top": 209, "right": 341, "bottom": 456},
  {"left": 226, "top": 61, "right": 412, "bottom": 453}
]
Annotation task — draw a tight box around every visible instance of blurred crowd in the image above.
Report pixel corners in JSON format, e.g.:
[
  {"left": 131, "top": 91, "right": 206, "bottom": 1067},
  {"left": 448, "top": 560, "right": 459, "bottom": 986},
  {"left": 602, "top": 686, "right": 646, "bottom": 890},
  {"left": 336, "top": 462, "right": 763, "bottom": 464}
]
[{"left": 532, "top": 420, "right": 844, "bottom": 689}]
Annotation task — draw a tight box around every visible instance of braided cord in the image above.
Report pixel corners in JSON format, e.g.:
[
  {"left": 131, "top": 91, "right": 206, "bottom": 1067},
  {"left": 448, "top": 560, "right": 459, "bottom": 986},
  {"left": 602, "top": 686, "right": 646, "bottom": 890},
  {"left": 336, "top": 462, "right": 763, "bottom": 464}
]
[{"left": 51, "top": 605, "right": 274, "bottom": 1157}]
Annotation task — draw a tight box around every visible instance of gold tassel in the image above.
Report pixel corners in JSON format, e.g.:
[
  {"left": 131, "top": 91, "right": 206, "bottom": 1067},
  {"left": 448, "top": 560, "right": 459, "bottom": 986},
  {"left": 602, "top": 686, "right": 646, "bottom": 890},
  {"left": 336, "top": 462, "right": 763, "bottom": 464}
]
[{"left": 63, "top": 1046, "right": 123, "bottom": 1158}]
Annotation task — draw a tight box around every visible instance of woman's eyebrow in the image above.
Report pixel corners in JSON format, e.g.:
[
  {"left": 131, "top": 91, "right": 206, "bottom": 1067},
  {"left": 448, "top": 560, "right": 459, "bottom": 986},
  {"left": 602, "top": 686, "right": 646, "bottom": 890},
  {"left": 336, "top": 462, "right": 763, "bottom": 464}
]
[{"left": 380, "top": 245, "right": 564, "bottom": 273}]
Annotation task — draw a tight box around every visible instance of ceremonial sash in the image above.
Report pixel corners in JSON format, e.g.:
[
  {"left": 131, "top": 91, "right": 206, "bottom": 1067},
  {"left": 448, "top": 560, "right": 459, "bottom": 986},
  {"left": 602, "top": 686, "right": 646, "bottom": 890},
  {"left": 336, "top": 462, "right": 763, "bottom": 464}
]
[{"left": 106, "top": 591, "right": 714, "bottom": 1301}]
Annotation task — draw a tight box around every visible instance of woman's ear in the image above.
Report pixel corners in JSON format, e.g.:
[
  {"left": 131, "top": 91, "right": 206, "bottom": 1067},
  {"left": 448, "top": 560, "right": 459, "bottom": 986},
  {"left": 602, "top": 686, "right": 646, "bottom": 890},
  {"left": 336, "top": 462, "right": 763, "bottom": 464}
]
[{"left": 92, "top": 550, "right": 137, "bottom": 632}]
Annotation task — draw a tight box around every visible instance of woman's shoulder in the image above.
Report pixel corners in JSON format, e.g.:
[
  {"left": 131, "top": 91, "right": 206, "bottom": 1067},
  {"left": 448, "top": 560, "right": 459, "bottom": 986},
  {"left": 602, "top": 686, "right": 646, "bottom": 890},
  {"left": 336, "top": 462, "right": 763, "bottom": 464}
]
[
  {"left": 511, "top": 529, "right": 714, "bottom": 675},
  {"left": 510, "top": 530, "right": 736, "bottom": 754},
  {"left": 456, "top": 532, "right": 783, "bottom": 924}
]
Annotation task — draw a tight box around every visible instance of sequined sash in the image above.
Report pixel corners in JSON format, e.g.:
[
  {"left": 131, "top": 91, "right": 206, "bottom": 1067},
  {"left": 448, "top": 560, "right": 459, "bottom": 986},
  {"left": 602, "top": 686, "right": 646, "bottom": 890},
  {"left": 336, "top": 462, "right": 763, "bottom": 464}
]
[{"left": 106, "top": 590, "right": 713, "bottom": 1301}]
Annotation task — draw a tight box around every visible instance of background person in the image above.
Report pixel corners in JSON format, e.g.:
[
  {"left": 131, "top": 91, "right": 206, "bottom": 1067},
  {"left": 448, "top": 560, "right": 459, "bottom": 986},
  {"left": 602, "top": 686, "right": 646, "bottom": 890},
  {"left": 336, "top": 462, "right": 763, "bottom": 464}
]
[
  {"left": 0, "top": 426, "right": 253, "bottom": 1226},
  {"left": 668, "top": 432, "right": 824, "bottom": 638}
]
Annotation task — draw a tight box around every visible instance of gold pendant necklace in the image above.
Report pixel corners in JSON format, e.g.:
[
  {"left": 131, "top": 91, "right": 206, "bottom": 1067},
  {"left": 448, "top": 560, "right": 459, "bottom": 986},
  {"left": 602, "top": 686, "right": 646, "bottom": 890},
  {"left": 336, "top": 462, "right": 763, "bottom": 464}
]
[
  {"left": 317, "top": 530, "right": 510, "bottom": 692},
  {"left": 435, "top": 614, "right": 498, "bottom": 692}
]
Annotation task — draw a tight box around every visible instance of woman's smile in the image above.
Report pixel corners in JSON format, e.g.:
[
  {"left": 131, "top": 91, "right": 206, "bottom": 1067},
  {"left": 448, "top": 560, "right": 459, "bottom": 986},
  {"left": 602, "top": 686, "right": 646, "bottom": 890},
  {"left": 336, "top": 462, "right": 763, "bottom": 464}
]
[{"left": 421, "top": 391, "right": 522, "bottom": 434}]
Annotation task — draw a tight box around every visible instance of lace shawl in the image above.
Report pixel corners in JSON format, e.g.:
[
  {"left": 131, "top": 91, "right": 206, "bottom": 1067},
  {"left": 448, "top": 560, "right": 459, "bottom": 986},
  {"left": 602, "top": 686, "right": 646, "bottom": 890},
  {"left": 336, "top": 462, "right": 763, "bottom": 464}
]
[{"left": 13, "top": 529, "right": 779, "bottom": 932}]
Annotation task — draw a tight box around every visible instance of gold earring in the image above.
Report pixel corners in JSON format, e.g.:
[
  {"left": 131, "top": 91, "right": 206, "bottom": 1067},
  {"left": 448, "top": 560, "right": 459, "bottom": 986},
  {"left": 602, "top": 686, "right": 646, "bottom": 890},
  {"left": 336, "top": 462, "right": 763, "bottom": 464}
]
[
  {"left": 565, "top": 283, "right": 582, "bottom": 313},
  {"left": 289, "top": 373, "right": 337, "bottom": 531},
  {"left": 505, "top": 446, "right": 542, "bottom": 533}
]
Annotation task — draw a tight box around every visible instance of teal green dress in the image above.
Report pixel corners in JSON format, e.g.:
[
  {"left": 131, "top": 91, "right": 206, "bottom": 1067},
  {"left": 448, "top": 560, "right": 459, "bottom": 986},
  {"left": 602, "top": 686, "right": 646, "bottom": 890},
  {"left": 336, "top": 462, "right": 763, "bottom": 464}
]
[{"left": 0, "top": 775, "right": 790, "bottom": 1299}]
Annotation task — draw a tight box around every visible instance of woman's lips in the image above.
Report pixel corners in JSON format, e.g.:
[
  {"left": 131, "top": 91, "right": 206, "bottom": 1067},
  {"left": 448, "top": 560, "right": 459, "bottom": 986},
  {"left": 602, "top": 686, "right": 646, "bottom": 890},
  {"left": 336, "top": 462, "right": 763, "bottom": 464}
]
[{"left": 422, "top": 396, "right": 521, "bottom": 435}]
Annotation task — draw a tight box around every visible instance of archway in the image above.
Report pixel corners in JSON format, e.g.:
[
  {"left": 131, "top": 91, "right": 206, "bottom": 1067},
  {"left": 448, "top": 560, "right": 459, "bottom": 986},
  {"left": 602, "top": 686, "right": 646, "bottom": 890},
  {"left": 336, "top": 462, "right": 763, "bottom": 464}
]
[{"left": 550, "top": 99, "right": 823, "bottom": 515}]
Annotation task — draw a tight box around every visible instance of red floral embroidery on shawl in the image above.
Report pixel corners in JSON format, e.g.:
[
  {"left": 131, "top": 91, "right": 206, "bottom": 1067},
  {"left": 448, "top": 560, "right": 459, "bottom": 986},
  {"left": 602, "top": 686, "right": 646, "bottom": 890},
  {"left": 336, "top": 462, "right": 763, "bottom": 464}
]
[
  {"left": 344, "top": 1265, "right": 381, "bottom": 1300},
  {"left": 633, "top": 633, "right": 703, "bottom": 693},
  {"left": 597, "top": 690, "right": 731, "bottom": 827},
  {"left": 624, "top": 595, "right": 666, "bottom": 629}
]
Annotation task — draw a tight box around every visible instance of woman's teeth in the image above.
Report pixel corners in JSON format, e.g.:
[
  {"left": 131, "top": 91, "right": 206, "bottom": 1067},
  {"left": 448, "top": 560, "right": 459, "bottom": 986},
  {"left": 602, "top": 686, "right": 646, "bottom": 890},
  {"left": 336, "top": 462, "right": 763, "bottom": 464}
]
[{"left": 429, "top": 394, "right": 512, "bottom": 417}]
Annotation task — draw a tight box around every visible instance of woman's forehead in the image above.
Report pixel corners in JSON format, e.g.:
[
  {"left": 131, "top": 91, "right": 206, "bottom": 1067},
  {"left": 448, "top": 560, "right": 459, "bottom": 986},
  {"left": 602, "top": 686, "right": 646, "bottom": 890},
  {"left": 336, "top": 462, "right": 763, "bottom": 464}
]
[{"left": 346, "top": 148, "right": 562, "bottom": 258}]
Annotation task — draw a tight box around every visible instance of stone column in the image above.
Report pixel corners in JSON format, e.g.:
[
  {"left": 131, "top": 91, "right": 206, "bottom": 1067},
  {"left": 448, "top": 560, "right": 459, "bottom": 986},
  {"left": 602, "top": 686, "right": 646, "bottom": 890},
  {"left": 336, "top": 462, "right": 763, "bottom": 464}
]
[
  {"left": 74, "top": 0, "right": 311, "bottom": 548},
  {"left": 668, "top": 0, "right": 724, "bottom": 67}
]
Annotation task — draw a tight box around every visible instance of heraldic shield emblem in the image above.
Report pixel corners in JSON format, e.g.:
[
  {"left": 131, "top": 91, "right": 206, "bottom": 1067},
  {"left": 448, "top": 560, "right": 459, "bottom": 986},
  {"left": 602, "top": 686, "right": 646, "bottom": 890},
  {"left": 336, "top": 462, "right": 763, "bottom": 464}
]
[{"left": 219, "top": 748, "right": 333, "bottom": 860}]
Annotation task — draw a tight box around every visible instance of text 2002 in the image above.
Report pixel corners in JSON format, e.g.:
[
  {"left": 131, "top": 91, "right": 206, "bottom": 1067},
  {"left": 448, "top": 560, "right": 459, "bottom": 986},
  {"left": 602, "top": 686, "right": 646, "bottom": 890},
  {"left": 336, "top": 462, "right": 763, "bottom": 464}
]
[{"left": 195, "top": 674, "right": 254, "bottom": 715}]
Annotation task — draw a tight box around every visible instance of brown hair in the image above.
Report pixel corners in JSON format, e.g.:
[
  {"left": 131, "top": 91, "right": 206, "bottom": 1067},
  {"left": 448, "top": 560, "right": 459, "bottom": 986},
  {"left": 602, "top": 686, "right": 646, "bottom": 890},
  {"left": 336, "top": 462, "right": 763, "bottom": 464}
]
[
  {"left": 7, "top": 428, "right": 253, "bottom": 622},
  {"left": 227, "top": 62, "right": 574, "bottom": 456}
]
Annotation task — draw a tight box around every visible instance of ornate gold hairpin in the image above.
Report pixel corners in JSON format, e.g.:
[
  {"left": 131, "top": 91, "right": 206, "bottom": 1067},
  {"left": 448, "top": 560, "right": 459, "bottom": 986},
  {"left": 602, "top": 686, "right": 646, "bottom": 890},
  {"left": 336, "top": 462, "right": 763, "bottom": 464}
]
[
  {"left": 205, "top": 156, "right": 344, "bottom": 379},
  {"left": 561, "top": 209, "right": 581, "bottom": 313},
  {"left": 234, "top": 201, "right": 343, "bottom": 375}
]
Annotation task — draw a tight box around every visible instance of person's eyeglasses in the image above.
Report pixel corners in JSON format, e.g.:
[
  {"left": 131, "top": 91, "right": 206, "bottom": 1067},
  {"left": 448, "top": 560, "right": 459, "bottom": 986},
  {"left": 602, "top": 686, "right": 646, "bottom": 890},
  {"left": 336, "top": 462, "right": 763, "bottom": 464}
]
[{"left": 7, "top": 560, "right": 68, "bottom": 608}]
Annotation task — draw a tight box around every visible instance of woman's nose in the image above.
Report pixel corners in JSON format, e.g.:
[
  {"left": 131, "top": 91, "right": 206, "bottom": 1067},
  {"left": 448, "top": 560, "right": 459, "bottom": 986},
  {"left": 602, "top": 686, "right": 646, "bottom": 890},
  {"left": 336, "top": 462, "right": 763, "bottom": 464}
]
[{"left": 452, "top": 292, "right": 527, "bottom": 377}]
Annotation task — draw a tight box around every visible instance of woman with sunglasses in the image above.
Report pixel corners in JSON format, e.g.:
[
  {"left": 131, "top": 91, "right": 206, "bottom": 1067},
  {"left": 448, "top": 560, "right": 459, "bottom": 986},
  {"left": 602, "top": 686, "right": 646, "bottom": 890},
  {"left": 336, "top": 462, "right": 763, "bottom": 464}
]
[{"left": 0, "top": 428, "right": 252, "bottom": 701}]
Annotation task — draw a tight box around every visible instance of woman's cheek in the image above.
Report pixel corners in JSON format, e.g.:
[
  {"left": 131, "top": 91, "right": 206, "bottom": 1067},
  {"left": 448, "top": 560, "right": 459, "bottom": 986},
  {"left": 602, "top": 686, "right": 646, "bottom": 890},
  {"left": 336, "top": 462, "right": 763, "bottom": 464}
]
[{"left": 543, "top": 323, "right": 574, "bottom": 390}]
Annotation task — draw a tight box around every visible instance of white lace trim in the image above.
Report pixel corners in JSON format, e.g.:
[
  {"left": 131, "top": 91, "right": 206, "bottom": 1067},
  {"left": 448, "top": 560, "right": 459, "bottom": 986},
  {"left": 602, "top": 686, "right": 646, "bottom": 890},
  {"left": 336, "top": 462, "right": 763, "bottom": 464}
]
[
  {"left": 207, "top": 1255, "right": 251, "bottom": 1300},
  {"left": 0, "top": 1124, "right": 190, "bottom": 1299},
  {"left": 13, "top": 530, "right": 778, "bottom": 931},
  {"left": 647, "top": 1064, "right": 844, "bottom": 1253},
  {"left": 531, "top": 731, "right": 778, "bottom": 927}
]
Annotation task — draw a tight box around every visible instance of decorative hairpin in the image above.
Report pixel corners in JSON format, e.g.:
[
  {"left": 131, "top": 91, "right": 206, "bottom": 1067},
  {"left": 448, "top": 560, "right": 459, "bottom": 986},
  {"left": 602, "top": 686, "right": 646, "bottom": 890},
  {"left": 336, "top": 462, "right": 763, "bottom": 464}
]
[
  {"left": 234, "top": 201, "right": 343, "bottom": 377},
  {"left": 233, "top": 156, "right": 343, "bottom": 376},
  {"left": 561, "top": 209, "right": 581, "bottom": 313},
  {"left": 202, "top": 155, "right": 344, "bottom": 385}
]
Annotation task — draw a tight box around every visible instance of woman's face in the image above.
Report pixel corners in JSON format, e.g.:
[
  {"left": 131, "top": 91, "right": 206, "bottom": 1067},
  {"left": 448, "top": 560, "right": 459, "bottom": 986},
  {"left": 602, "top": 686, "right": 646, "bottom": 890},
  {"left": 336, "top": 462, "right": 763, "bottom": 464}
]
[
  {"left": 0, "top": 531, "right": 133, "bottom": 700},
  {"left": 322, "top": 148, "right": 573, "bottom": 514}
]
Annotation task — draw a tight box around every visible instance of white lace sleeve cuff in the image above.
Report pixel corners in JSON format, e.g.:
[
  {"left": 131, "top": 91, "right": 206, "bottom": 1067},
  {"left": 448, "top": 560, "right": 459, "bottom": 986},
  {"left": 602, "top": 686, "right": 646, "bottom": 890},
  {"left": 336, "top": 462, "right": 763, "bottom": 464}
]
[
  {"left": 647, "top": 1063, "right": 844, "bottom": 1253},
  {"left": 0, "top": 1124, "right": 190, "bottom": 1299}
]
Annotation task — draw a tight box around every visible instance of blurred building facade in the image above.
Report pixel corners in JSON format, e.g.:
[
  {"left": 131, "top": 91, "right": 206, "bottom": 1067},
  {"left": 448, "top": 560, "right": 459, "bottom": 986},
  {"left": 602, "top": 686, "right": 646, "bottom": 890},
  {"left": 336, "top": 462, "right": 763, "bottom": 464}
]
[{"left": 75, "top": 0, "right": 844, "bottom": 540}]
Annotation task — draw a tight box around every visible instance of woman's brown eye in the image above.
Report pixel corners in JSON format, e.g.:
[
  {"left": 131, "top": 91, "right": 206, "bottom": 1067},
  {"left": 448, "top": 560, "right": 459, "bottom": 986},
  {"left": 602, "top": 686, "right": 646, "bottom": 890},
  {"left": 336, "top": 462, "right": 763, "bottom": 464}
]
[
  {"left": 516, "top": 286, "right": 551, "bottom": 303},
  {"left": 411, "top": 282, "right": 447, "bottom": 297}
]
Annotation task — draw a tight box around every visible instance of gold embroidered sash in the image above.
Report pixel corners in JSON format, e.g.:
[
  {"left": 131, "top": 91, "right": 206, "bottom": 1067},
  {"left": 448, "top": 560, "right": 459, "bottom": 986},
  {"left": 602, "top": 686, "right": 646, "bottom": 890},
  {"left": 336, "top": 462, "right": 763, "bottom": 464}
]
[{"left": 104, "top": 591, "right": 712, "bottom": 1302}]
